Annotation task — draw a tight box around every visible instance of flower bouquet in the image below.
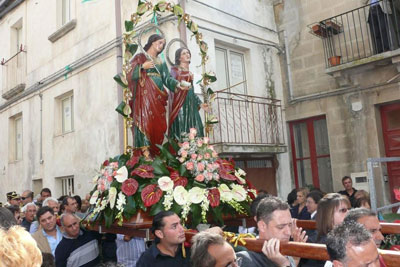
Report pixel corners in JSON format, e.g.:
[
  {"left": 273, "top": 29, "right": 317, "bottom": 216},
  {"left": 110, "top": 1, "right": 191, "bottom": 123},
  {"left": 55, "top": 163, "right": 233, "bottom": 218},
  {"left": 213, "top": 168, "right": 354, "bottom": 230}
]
[{"left": 88, "top": 128, "right": 257, "bottom": 228}]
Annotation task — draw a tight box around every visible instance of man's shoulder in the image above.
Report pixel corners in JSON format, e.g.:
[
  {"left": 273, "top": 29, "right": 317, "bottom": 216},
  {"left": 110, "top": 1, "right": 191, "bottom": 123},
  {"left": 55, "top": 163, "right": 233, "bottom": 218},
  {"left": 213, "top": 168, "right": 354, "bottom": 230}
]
[{"left": 236, "top": 251, "right": 278, "bottom": 267}]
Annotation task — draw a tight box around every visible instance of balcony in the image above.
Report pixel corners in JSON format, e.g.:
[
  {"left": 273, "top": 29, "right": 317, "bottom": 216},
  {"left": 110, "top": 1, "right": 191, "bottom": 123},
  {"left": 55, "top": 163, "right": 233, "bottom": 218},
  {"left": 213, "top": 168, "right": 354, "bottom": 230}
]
[
  {"left": 210, "top": 92, "right": 286, "bottom": 156},
  {"left": 1, "top": 46, "right": 27, "bottom": 100},
  {"left": 310, "top": 0, "right": 400, "bottom": 73}
]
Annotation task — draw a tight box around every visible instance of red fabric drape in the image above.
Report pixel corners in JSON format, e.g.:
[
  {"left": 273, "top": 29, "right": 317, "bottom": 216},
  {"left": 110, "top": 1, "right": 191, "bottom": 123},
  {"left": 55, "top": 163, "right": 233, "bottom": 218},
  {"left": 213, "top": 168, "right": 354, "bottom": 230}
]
[{"left": 168, "top": 66, "right": 191, "bottom": 129}]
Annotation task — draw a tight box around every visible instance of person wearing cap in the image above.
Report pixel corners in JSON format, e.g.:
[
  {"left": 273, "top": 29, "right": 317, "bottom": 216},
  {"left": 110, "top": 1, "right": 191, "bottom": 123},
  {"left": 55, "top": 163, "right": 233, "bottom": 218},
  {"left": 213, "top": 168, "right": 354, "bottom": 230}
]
[{"left": 5, "top": 191, "right": 22, "bottom": 207}]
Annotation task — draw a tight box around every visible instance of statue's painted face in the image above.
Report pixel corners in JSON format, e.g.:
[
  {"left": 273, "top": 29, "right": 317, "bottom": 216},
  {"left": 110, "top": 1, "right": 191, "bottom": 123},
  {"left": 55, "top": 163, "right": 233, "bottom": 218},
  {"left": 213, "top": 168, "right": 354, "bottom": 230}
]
[
  {"left": 179, "top": 49, "right": 191, "bottom": 64},
  {"left": 152, "top": 38, "right": 166, "bottom": 53}
]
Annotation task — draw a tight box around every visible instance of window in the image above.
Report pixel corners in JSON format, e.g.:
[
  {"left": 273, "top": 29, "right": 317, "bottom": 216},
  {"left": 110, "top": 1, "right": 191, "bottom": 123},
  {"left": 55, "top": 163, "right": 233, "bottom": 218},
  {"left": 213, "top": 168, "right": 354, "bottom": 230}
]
[
  {"left": 9, "top": 114, "right": 23, "bottom": 161},
  {"left": 10, "top": 18, "right": 23, "bottom": 54},
  {"left": 289, "top": 116, "right": 333, "bottom": 192},
  {"left": 215, "top": 46, "right": 247, "bottom": 95},
  {"left": 62, "top": 0, "right": 71, "bottom": 25},
  {"left": 61, "top": 94, "right": 74, "bottom": 133},
  {"left": 60, "top": 176, "right": 74, "bottom": 195}
]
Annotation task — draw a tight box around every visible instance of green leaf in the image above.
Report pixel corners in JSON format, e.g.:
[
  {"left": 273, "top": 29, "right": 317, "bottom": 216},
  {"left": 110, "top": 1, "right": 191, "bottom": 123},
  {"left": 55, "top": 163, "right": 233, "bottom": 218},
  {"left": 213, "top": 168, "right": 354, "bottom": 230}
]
[
  {"left": 152, "top": 158, "right": 169, "bottom": 176},
  {"left": 104, "top": 208, "right": 114, "bottom": 228},
  {"left": 137, "top": 3, "right": 148, "bottom": 15},
  {"left": 167, "top": 136, "right": 180, "bottom": 154},
  {"left": 204, "top": 72, "right": 217, "bottom": 83},
  {"left": 149, "top": 199, "right": 165, "bottom": 216},
  {"left": 193, "top": 180, "right": 207, "bottom": 188},
  {"left": 125, "top": 20, "right": 134, "bottom": 32},
  {"left": 173, "top": 5, "right": 183, "bottom": 16},
  {"left": 190, "top": 204, "right": 201, "bottom": 227},
  {"left": 211, "top": 206, "right": 224, "bottom": 226},
  {"left": 117, "top": 153, "right": 130, "bottom": 168},
  {"left": 155, "top": 1, "right": 167, "bottom": 11},
  {"left": 115, "top": 101, "right": 127, "bottom": 117},
  {"left": 126, "top": 43, "right": 138, "bottom": 56},
  {"left": 179, "top": 164, "right": 188, "bottom": 176},
  {"left": 170, "top": 202, "right": 182, "bottom": 215},
  {"left": 114, "top": 74, "right": 127, "bottom": 87},
  {"left": 124, "top": 195, "right": 137, "bottom": 216},
  {"left": 207, "top": 88, "right": 215, "bottom": 95},
  {"left": 157, "top": 144, "right": 179, "bottom": 167}
]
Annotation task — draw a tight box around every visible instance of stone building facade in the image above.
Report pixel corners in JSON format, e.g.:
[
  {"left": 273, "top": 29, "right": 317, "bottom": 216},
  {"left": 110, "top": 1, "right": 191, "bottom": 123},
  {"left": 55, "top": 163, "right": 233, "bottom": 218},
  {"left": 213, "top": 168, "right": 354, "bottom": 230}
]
[
  {"left": 0, "top": 0, "right": 291, "bottom": 202},
  {"left": 275, "top": 0, "right": 400, "bottom": 207}
]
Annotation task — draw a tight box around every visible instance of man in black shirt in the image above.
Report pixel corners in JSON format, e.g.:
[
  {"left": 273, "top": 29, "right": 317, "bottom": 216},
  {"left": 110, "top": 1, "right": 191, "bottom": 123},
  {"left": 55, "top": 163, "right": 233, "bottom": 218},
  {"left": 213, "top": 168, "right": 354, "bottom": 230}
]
[
  {"left": 338, "top": 176, "right": 358, "bottom": 207},
  {"left": 136, "top": 211, "right": 190, "bottom": 267}
]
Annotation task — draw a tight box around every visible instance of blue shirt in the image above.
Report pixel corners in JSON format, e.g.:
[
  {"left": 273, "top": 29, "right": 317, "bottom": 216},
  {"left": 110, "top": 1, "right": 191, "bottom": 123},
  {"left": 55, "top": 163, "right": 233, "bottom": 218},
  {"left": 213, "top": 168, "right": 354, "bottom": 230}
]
[
  {"left": 116, "top": 234, "right": 146, "bottom": 267},
  {"left": 42, "top": 226, "right": 63, "bottom": 255}
]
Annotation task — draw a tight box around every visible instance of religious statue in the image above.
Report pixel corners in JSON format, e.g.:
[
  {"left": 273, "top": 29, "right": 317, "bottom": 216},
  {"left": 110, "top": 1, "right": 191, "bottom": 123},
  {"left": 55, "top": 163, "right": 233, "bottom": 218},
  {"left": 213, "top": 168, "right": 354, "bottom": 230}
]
[
  {"left": 127, "top": 34, "right": 187, "bottom": 154},
  {"left": 168, "top": 47, "right": 208, "bottom": 139}
]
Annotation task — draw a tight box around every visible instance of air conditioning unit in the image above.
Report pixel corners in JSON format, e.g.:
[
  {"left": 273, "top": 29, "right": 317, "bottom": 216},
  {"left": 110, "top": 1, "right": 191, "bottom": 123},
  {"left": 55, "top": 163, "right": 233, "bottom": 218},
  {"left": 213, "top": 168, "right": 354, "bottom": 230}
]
[{"left": 350, "top": 172, "right": 369, "bottom": 192}]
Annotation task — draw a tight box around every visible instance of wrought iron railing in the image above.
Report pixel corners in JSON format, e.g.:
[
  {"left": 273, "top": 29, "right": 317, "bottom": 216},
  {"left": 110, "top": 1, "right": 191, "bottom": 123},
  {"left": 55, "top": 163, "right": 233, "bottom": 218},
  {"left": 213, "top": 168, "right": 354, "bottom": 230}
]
[
  {"left": 1, "top": 45, "right": 27, "bottom": 97},
  {"left": 210, "top": 91, "right": 285, "bottom": 146},
  {"left": 310, "top": 0, "right": 400, "bottom": 68}
]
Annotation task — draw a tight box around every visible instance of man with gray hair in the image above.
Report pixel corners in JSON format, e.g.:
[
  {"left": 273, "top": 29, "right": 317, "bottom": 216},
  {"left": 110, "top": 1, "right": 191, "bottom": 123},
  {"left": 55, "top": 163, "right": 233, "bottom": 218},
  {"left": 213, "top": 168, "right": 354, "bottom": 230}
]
[
  {"left": 191, "top": 231, "right": 239, "bottom": 267},
  {"left": 344, "top": 208, "right": 384, "bottom": 248},
  {"left": 237, "top": 196, "right": 307, "bottom": 267},
  {"left": 326, "top": 220, "right": 379, "bottom": 267},
  {"left": 21, "top": 202, "right": 37, "bottom": 231}
]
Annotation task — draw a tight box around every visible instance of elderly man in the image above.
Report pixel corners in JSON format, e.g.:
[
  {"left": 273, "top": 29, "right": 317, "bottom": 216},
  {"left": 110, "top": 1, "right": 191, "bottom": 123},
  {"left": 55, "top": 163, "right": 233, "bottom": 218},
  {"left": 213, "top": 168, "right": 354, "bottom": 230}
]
[
  {"left": 237, "top": 196, "right": 307, "bottom": 267},
  {"left": 191, "top": 231, "right": 239, "bottom": 267},
  {"left": 32, "top": 206, "right": 62, "bottom": 256},
  {"left": 326, "top": 220, "right": 379, "bottom": 267},
  {"left": 55, "top": 213, "right": 100, "bottom": 267},
  {"left": 21, "top": 190, "right": 34, "bottom": 205},
  {"left": 30, "top": 197, "right": 60, "bottom": 233},
  {"left": 21, "top": 202, "right": 37, "bottom": 231},
  {"left": 344, "top": 208, "right": 384, "bottom": 248}
]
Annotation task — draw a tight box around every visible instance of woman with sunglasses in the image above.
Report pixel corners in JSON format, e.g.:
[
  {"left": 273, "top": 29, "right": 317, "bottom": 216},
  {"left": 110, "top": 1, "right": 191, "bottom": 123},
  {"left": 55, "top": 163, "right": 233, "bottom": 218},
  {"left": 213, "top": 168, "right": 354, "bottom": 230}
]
[{"left": 302, "top": 193, "right": 350, "bottom": 267}]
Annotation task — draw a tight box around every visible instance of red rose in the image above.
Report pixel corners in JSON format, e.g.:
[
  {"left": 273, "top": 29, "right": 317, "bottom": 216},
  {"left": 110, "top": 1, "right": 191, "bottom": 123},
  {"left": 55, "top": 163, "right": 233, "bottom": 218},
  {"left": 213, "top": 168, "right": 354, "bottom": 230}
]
[
  {"left": 102, "top": 160, "right": 109, "bottom": 167},
  {"left": 121, "top": 178, "right": 139, "bottom": 196},
  {"left": 141, "top": 184, "right": 163, "bottom": 207},
  {"left": 208, "top": 188, "right": 220, "bottom": 208},
  {"left": 131, "top": 165, "right": 155, "bottom": 178}
]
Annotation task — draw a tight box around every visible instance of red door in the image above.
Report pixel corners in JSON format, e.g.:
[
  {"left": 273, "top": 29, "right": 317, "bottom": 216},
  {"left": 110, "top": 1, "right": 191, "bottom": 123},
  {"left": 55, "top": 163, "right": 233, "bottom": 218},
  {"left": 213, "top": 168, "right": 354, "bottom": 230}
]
[{"left": 380, "top": 103, "right": 400, "bottom": 202}]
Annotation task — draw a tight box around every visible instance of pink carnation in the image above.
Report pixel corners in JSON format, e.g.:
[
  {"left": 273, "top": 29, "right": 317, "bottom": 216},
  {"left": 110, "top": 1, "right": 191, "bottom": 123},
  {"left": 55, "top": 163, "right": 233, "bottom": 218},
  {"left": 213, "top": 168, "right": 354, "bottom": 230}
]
[
  {"left": 207, "top": 163, "right": 213, "bottom": 171},
  {"left": 182, "top": 142, "right": 190, "bottom": 149},
  {"left": 197, "top": 162, "right": 205, "bottom": 172},
  {"left": 189, "top": 133, "right": 195, "bottom": 140},
  {"left": 186, "top": 162, "right": 194, "bottom": 170},
  {"left": 181, "top": 150, "right": 188, "bottom": 158},
  {"left": 197, "top": 140, "right": 203, "bottom": 147},
  {"left": 204, "top": 153, "right": 211, "bottom": 159},
  {"left": 212, "top": 151, "right": 218, "bottom": 158},
  {"left": 207, "top": 172, "right": 213, "bottom": 180},
  {"left": 191, "top": 154, "right": 198, "bottom": 160},
  {"left": 190, "top": 128, "right": 197, "bottom": 135},
  {"left": 195, "top": 174, "right": 205, "bottom": 182},
  {"left": 197, "top": 155, "right": 203, "bottom": 160},
  {"left": 203, "top": 137, "right": 209, "bottom": 144}
]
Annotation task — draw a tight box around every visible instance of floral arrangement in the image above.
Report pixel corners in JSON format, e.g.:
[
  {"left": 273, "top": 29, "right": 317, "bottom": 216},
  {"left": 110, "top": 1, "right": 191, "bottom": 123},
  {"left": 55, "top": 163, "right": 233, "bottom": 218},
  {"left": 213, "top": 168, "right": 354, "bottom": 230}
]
[{"left": 88, "top": 129, "right": 257, "bottom": 228}]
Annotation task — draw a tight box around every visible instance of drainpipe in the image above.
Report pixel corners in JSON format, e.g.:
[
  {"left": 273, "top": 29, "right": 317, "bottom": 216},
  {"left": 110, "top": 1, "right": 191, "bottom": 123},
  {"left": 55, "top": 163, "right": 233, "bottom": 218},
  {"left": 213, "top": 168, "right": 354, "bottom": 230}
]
[
  {"left": 283, "top": 30, "right": 294, "bottom": 101},
  {"left": 115, "top": 0, "right": 124, "bottom": 153},
  {"left": 39, "top": 93, "right": 43, "bottom": 164}
]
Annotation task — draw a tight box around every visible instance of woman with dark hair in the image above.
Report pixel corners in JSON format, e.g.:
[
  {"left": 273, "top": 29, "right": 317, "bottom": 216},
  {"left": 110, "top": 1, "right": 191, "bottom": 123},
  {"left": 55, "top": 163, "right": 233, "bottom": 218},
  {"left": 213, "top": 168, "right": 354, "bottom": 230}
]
[
  {"left": 128, "top": 34, "right": 186, "bottom": 154},
  {"left": 169, "top": 47, "right": 207, "bottom": 138}
]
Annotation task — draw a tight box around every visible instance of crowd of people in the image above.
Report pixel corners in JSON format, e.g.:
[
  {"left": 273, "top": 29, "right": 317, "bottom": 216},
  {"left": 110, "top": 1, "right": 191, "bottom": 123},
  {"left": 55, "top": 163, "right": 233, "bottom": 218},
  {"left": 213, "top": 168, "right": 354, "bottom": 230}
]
[{"left": 0, "top": 176, "right": 388, "bottom": 266}]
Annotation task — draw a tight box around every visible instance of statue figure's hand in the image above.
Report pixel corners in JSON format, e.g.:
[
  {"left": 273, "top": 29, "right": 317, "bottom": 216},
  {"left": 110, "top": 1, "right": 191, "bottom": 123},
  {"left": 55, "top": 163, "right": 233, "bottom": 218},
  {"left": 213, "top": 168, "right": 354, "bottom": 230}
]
[
  {"left": 142, "top": 61, "right": 154, "bottom": 70},
  {"left": 177, "top": 85, "right": 190, "bottom": 91},
  {"left": 200, "top": 103, "right": 209, "bottom": 111}
]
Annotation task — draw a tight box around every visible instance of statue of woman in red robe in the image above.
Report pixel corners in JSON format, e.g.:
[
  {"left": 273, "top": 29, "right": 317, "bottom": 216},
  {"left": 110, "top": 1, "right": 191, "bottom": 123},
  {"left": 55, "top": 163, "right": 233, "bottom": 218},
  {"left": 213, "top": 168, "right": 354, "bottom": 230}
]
[{"left": 127, "top": 34, "right": 187, "bottom": 155}]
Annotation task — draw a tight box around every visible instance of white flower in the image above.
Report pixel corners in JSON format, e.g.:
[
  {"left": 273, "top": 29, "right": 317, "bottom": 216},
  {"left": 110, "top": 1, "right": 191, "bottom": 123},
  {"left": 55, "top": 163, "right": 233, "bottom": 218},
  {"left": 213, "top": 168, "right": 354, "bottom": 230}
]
[
  {"left": 109, "top": 187, "right": 117, "bottom": 209},
  {"left": 90, "top": 190, "right": 99, "bottom": 205},
  {"left": 234, "top": 170, "right": 246, "bottom": 184},
  {"left": 189, "top": 187, "right": 205, "bottom": 204},
  {"left": 115, "top": 166, "right": 128, "bottom": 183},
  {"left": 92, "top": 175, "right": 99, "bottom": 184},
  {"left": 116, "top": 191, "right": 126, "bottom": 211},
  {"left": 173, "top": 186, "right": 189, "bottom": 205},
  {"left": 218, "top": 184, "right": 233, "bottom": 202},
  {"left": 158, "top": 176, "right": 174, "bottom": 192},
  {"left": 237, "top": 168, "right": 246, "bottom": 176},
  {"left": 231, "top": 184, "right": 247, "bottom": 202}
]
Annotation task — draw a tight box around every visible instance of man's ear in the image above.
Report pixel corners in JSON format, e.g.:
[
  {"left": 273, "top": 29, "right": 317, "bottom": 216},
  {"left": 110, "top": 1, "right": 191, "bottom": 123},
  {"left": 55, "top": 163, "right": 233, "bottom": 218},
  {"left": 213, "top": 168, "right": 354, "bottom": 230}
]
[
  {"left": 257, "top": 219, "right": 266, "bottom": 233},
  {"left": 155, "top": 229, "right": 164, "bottom": 239},
  {"left": 332, "top": 260, "right": 344, "bottom": 267}
]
